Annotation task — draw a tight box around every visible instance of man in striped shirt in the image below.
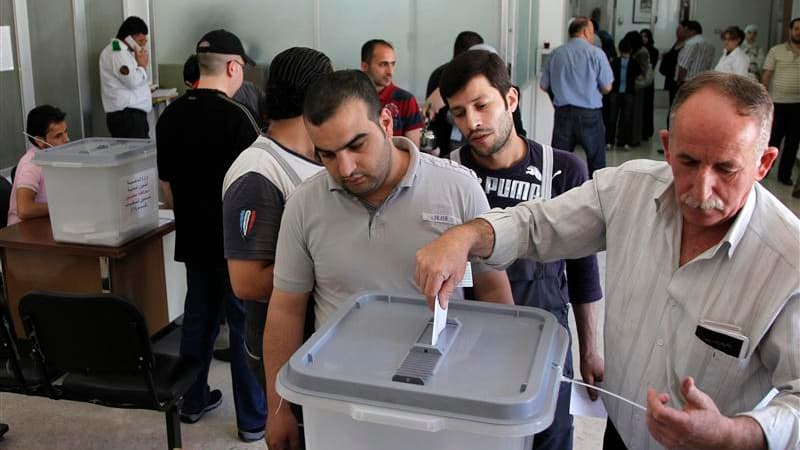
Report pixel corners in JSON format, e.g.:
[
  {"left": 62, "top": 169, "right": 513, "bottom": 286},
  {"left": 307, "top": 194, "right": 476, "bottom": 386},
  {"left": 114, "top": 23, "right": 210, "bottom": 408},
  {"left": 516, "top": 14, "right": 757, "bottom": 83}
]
[
  {"left": 675, "top": 20, "right": 716, "bottom": 85},
  {"left": 762, "top": 17, "right": 800, "bottom": 187},
  {"left": 360, "top": 39, "right": 425, "bottom": 148},
  {"left": 416, "top": 72, "right": 799, "bottom": 449}
]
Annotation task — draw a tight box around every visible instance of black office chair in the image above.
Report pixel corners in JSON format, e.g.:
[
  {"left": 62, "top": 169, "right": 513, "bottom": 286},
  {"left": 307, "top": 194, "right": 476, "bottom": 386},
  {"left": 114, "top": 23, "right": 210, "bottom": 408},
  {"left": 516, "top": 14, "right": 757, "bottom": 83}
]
[
  {"left": 19, "top": 292, "right": 202, "bottom": 450},
  {"left": 0, "top": 308, "right": 47, "bottom": 394},
  {"left": 0, "top": 289, "right": 57, "bottom": 440},
  {"left": 0, "top": 181, "right": 25, "bottom": 440},
  {"left": 0, "top": 292, "right": 23, "bottom": 440}
]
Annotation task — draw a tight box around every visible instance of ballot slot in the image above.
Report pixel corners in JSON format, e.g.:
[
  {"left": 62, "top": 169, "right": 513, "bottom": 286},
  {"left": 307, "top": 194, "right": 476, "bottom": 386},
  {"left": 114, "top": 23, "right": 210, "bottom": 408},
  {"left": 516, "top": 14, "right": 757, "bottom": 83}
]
[{"left": 392, "top": 317, "right": 462, "bottom": 385}]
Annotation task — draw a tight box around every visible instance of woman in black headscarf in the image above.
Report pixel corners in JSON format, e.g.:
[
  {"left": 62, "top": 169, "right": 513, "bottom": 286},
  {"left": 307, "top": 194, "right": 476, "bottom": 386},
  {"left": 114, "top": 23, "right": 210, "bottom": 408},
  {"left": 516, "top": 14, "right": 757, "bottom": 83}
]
[{"left": 620, "top": 31, "right": 651, "bottom": 146}]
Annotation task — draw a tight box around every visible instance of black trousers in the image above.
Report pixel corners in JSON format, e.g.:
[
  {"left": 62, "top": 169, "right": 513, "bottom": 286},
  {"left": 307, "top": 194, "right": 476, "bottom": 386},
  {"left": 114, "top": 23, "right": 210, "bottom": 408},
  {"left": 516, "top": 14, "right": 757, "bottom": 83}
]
[
  {"left": 106, "top": 108, "right": 149, "bottom": 138},
  {"left": 642, "top": 84, "right": 656, "bottom": 140},
  {"left": 604, "top": 92, "right": 636, "bottom": 146},
  {"left": 666, "top": 83, "right": 680, "bottom": 129},
  {"left": 771, "top": 102, "right": 800, "bottom": 182},
  {"left": 603, "top": 420, "right": 629, "bottom": 450}
]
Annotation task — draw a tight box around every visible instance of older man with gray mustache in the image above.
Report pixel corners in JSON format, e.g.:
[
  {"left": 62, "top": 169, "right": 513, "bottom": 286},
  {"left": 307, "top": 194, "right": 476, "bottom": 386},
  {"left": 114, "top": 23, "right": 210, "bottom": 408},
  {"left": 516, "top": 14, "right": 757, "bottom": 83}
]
[{"left": 415, "top": 72, "right": 800, "bottom": 450}]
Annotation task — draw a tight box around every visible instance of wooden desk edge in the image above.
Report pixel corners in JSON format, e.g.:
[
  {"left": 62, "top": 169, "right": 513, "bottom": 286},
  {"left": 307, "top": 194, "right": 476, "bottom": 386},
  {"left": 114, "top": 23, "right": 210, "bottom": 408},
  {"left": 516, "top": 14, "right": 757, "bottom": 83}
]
[{"left": 0, "top": 218, "right": 176, "bottom": 258}]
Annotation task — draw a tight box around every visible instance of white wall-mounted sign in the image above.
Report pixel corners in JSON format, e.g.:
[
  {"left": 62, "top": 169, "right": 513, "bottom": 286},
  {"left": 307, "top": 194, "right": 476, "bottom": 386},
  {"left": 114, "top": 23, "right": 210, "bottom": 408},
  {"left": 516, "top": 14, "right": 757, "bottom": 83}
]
[{"left": 0, "top": 26, "right": 14, "bottom": 71}]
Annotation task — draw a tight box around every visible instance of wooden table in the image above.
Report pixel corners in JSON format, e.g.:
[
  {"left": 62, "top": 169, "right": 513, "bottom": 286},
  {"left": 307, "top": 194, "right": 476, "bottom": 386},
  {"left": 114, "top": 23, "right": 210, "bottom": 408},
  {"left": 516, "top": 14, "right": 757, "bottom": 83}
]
[{"left": 0, "top": 217, "right": 176, "bottom": 338}]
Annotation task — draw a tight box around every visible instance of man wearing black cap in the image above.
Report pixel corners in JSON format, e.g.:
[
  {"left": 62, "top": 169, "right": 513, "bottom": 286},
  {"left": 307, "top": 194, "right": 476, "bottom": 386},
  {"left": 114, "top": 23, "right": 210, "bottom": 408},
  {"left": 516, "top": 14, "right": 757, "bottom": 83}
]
[{"left": 156, "top": 29, "right": 266, "bottom": 442}]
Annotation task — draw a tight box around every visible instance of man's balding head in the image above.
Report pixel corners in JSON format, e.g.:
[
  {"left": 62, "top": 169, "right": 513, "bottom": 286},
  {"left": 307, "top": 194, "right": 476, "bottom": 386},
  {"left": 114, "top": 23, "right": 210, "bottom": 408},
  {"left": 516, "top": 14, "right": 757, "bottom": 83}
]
[
  {"left": 569, "top": 17, "right": 593, "bottom": 37},
  {"left": 661, "top": 73, "right": 778, "bottom": 230},
  {"left": 669, "top": 72, "right": 772, "bottom": 157}
]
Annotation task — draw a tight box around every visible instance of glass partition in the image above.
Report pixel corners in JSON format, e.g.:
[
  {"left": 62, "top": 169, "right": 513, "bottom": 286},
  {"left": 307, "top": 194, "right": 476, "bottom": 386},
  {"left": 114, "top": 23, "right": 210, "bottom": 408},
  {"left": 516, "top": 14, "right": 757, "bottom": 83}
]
[
  {"left": 318, "top": 0, "right": 503, "bottom": 99},
  {"left": 514, "top": 0, "right": 539, "bottom": 86},
  {"left": 413, "top": 0, "right": 502, "bottom": 99},
  {"left": 0, "top": 0, "right": 26, "bottom": 167},
  {"left": 154, "top": 0, "right": 315, "bottom": 65},
  {"left": 27, "top": 0, "right": 83, "bottom": 140},
  {"left": 154, "top": 0, "right": 504, "bottom": 101}
]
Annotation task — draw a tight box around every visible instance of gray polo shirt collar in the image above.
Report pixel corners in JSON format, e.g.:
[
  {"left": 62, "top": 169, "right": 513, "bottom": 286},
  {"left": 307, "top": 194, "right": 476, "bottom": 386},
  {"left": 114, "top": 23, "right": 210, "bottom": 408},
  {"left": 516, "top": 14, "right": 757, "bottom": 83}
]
[{"left": 326, "top": 136, "right": 421, "bottom": 192}]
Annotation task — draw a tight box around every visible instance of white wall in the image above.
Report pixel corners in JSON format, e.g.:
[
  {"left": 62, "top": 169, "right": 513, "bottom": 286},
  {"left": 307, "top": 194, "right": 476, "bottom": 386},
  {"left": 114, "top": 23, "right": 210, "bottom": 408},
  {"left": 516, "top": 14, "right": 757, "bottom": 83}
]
[
  {"left": 691, "top": 0, "right": 771, "bottom": 62},
  {"left": 575, "top": 0, "right": 614, "bottom": 31},
  {"left": 526, "top": 0, "right": 568, "bottom": 145},
  {"left": 612, "top": 0, "right": 670, "bottom": 49},
  {"left": 795, "top": 0, "right": 800, "bottom": 19}
]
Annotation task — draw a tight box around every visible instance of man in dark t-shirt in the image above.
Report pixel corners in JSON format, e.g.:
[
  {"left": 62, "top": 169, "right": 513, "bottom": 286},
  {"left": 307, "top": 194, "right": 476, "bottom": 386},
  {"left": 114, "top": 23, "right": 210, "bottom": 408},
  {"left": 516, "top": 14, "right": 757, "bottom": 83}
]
[
  {"left": 425, "top": 36, "right": 527, "bottom": 157},
  {"left": 156, "top": 29, "right": 265, "bottom": 442},
  {"left": 441, "top": 50, "right": 603, "bottom": 450},
  {"left": 222, "top": 47, "right": 332, "bottom": 388},
  {"left": 221, "top": 47, "right": 333, "bottom": 449}
]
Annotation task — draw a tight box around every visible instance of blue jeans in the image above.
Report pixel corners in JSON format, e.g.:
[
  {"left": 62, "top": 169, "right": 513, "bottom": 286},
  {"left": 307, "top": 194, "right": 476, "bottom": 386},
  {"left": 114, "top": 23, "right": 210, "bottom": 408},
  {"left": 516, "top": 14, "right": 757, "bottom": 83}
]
[
  {"left": 552, "top": 106, "right": 606, "bottom": 176},
  {"left": 180, "top": 263, "right": 266, "bottom": 431}
]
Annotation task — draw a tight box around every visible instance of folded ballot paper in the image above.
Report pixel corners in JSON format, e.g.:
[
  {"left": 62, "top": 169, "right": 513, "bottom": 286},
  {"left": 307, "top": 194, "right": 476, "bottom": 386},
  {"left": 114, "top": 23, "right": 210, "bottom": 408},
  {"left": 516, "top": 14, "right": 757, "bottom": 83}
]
[{"left": 432, "top": 262, "right": 472, "bottom": 346}]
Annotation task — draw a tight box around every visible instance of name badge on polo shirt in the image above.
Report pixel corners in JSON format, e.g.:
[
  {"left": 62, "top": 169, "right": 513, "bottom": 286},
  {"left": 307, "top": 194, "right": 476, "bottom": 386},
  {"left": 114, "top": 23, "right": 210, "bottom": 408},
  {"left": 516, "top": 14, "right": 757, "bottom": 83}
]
[
  {"left": 422, "top": 212, "right": 459, "bottom": 225},
  {"left": 695, "top": 320, "right": 749, "bottom": 359}
]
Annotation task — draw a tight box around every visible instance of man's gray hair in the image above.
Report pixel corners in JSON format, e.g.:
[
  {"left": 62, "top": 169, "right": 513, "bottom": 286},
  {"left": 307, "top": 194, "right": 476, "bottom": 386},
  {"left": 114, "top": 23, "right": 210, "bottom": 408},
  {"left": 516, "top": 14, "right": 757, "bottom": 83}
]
[
  {"left": 197, "top": 52, "right": 237, "bottom": 76},
  {"left": 669, "top": 72, "right": 773, "bottom": 157}
]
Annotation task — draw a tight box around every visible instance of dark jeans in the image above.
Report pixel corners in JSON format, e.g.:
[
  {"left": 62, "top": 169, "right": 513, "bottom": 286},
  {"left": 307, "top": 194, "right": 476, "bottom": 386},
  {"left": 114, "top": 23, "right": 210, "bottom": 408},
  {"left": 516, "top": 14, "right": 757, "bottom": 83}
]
[
  {"left": 180, "top": 263, "right": 266, "bottom": 431},
  {"left": 552, "top": 106, "right": 606, "bottom": 176},
  {"left": 106, "top": 108, "right": 149, "bottom": 138},
  {"left": 602, "top": 419, "right": 629, "bottom": 450},
  {"left": 771, "top": 102, "right": 800, "bottom": 182}
]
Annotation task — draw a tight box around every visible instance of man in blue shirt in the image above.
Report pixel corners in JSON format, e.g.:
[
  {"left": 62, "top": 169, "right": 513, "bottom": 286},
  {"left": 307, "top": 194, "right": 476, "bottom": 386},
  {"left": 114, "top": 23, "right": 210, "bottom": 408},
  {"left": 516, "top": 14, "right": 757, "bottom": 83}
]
[{"left": 541, "top": 17, "right": 613, "bottom": 176}]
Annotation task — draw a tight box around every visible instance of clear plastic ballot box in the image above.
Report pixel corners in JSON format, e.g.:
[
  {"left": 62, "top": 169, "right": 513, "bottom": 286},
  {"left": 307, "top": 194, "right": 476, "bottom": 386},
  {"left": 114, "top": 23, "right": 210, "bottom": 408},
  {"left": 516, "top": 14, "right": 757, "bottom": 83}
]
[
  {"left": 277, "top": 293, "right": 569, "bottom": 450},
  {"left": 34, "top": 138, "right": 158, "bottom": 246}
]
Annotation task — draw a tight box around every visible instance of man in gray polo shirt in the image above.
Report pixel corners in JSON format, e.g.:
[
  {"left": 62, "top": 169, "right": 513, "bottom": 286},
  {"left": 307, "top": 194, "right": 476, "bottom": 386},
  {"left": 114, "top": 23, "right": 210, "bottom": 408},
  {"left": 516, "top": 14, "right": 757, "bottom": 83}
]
[{"left": 264, "top": 70, "right": 513, "bottom": 450}]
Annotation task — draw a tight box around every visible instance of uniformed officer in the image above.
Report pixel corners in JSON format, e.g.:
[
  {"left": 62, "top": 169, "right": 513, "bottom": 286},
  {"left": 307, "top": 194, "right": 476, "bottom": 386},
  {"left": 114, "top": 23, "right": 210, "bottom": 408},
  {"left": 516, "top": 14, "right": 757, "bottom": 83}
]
[{"left": 99, "top": 16, "right": 152, "bottom": 138}]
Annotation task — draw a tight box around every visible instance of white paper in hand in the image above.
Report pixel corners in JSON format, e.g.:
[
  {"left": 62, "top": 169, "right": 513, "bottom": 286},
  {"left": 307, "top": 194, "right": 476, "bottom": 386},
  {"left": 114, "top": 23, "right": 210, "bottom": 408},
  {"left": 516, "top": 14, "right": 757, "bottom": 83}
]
[
  {"left": 568, "top": 382, "right": 607, "bottom": 418},
  {"left": 432, "top": 262, "right": 473, "bottom": 346},
  {"left": 457, "top": 262, "right": 473, "bottom": 288},
  {"left": 432, "top": 294, "right": 447, "bottom": 346}
]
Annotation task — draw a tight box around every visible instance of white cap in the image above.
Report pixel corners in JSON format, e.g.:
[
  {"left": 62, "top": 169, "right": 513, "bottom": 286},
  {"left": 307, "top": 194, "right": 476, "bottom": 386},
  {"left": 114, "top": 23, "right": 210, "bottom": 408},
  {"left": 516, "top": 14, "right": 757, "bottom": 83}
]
[{"left": 744, "top": 24, "right": 758, "bottom": 34}]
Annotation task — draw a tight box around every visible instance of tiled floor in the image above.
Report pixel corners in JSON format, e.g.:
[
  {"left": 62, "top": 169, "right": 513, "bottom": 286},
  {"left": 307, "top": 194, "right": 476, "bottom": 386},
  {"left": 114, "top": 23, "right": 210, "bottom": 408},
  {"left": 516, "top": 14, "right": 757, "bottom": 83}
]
[{"left": 1, "top": 107, "right": 798, "bottom": 449}]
